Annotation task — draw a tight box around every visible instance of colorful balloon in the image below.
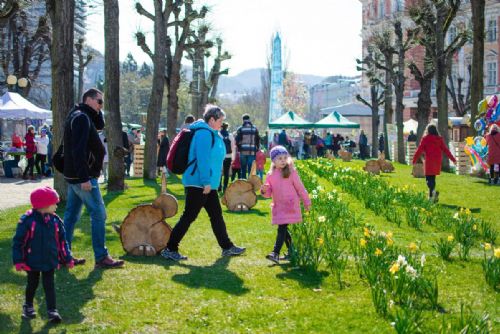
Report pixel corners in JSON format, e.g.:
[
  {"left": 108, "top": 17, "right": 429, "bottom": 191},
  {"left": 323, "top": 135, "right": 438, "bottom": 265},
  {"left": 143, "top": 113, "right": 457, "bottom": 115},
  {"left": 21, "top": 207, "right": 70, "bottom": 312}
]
[
  {"left": 478, "top": 99, "right": 488, "bottom": 114},
  {"left": 474, "top": 118, "right": 486, "bottom": 132},
  {"left": 488, "top": 95, "right": 498, "bottom": 108},
  {"left": 486, "top": 108, "right": 494, "bottom": 122}
]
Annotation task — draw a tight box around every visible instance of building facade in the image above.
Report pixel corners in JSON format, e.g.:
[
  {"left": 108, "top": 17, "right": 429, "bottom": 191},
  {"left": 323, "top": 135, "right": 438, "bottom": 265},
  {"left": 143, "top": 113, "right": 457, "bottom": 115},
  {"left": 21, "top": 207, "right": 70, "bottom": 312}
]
[{"left": 359, "top": 0, "right": 500, "bottom": 121}]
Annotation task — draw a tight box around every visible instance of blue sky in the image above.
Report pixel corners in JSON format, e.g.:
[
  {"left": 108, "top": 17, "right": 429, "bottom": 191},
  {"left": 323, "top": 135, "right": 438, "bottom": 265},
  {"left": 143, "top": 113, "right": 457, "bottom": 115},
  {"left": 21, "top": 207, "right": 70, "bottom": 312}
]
[{"left": 87, "top": 0, "right": 362, "bottom": 77}]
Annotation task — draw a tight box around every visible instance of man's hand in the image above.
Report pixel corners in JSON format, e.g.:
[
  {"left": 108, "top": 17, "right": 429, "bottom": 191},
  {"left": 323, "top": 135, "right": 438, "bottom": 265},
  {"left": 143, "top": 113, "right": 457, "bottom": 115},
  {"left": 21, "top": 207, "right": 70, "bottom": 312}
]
[
  {"left": 81, "top": 181, "right": 92, "bottom": 192},
  {"left": 203, "top": 185, "right": 211, "bottom": 194}
]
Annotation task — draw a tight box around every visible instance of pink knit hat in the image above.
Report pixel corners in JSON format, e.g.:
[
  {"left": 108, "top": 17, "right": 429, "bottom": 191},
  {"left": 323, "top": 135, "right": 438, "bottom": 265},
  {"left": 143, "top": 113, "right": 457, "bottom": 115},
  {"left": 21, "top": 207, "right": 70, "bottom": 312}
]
[{"left": 30, "top": 186, "right": 60, "bottom": 209}]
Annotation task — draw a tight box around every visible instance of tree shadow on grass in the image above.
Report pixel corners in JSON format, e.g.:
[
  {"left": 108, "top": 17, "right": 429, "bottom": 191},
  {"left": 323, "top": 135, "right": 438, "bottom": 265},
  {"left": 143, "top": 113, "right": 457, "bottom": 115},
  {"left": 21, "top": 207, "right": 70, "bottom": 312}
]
[
  {"left": 0, "top": 311, "right": 15, "bottom": 333},
  {"left": 170, "top": 257, "right": 250, "bottom": 296},
  {"left": 275, "top": 264, "right": 328, "bottom": 289}
]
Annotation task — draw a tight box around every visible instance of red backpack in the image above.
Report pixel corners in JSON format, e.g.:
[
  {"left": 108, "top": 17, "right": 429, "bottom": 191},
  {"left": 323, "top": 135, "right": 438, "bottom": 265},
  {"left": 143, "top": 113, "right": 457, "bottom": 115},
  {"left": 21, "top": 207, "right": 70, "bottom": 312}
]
[{"left": 166, "top": 128, "right": 214, "bottom": 174}]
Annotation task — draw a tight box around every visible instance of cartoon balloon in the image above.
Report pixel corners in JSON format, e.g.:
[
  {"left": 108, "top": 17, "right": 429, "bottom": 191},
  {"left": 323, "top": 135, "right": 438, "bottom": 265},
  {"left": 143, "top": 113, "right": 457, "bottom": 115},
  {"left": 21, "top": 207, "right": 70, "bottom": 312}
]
[
  {"left": 488, "top": 95, "right": 498, "bottom": 108},
  {"left": 474, "top": 119, "right": 485, "bottom": 132},
  {"left": 486, "top": 108, "right": 494, "bottom": 122},
  {"left": 491, "top": 105, "right": 500, "bottom": 122},
  {"left": 478, "top": 99, "right": 488, "bottom": 114}
]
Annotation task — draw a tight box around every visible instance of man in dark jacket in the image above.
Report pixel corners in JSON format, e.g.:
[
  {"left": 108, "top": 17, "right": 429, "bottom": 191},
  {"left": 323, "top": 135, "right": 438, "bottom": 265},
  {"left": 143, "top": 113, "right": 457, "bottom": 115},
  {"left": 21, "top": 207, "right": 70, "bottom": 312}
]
[
  {"left": 235, "top": 114, "right": 259, "bottom": 179},
  {"left": 63, "top": 88, "right": 124, "bottom": 269},
  {"left": 358, "top": 130, "right": 368, "bottom": 159}
]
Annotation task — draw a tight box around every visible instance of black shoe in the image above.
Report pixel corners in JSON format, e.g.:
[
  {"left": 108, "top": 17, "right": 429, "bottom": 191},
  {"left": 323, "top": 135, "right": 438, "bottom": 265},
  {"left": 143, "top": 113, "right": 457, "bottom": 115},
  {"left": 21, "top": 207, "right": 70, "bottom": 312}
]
[
  {"left": 47, "top": 309, "right": 62, "bottom": 323},
  {"left": 73, "top": 257, "right": 86, "bottom": 266},
  {"left": 434, "top": 191, "right": 439, "bottom": 203},
  {"left": 266, "top": 252, "right": 280, "bottom": 264},
  {"left": 22, "top": 304, "right": 36, "bottom": 319},
  {"left": 160, "top": 248, "right": 188, "bottom": 261},
  {"left": 222, "top": 245, "right": 246, "bottom": 257}
]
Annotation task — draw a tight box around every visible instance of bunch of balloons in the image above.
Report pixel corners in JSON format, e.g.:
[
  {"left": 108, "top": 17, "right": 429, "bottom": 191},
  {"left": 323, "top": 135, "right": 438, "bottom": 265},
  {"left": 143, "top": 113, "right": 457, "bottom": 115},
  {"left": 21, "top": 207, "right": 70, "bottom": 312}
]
[{"left": 466, "top": 95, "right": 500, "bottom": 171}]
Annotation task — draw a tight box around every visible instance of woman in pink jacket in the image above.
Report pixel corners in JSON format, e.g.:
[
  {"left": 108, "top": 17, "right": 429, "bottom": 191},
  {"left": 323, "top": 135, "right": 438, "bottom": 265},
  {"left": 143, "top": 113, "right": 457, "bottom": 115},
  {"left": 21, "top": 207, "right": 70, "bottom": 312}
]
[{"left": 261, "top": 146, "right": 311, "bottom": 263}]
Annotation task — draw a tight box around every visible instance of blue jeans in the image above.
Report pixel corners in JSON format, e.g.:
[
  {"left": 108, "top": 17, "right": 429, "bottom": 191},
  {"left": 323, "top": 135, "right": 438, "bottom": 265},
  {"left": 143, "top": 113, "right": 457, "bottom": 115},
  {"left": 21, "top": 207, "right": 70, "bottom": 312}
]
[
  {"left": 240, "top": 154, "right": 255, "bottom": 179},
  {"left": 257, "top": 169, "right": 264, "bottom": 181},
  {"left": 63, "top": 178, "right": 109, "bottom": 261}
]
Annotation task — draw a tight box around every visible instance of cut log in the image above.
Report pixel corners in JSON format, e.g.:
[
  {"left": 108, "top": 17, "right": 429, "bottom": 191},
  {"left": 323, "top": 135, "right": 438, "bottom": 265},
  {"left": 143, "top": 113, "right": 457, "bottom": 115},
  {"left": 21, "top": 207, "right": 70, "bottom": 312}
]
[
  {"left": 223, "top": 179, "right": 257, "bottom": 211},
  {"left": 152, "top": 193, "right": 178, "bottom": 219},
  {"left": 119, "top": 204, "right": 172, "bottom": 255},
  {"left": 378, "top": 159, "right": 395, "bottom": 173},
  {"left": 412, "top": 163, "right": 425, "bottom": 178},
  {"left": 363, "top": 160, "right": 381, "bottom": 175},
  {"left": 248, "top": 175, "right": 262, "bottom": 192},
  {"left": 339, "top": 150, "right": 352, "bottom": 162}
]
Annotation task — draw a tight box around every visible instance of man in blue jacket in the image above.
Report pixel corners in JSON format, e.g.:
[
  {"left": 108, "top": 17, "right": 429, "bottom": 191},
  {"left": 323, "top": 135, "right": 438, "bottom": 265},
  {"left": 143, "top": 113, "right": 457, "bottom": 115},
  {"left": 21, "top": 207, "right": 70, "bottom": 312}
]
[{"left": 161, "top": 105, "right": 246, "bottom": 261}]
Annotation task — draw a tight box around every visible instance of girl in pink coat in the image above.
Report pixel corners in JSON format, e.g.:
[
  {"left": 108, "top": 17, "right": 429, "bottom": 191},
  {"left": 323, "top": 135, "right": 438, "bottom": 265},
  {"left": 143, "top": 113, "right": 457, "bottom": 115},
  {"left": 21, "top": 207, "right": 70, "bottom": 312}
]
[{"left": 261, "top": 146, "right": 311, "bottom": 263}]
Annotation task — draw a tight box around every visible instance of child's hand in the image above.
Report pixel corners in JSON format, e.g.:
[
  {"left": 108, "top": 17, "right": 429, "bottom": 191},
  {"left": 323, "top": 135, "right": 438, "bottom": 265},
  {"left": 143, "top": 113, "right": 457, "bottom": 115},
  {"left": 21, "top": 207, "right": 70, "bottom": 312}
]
[
  {"left": 66, "top": 259, "right": 75, "bottom": 269},
  {"left": 304, "top": 205, "right": 311, "bottom": 212},
  {"left": 15, "top": 263, "right": 31, "bottom": 271},
  {"left": 261, "top": 184, "right": 270, "bottom": 194}
]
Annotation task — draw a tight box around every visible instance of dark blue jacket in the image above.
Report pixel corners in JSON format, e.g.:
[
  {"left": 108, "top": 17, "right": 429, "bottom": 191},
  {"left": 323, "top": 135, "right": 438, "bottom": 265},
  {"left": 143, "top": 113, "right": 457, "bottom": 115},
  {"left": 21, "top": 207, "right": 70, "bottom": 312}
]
[{"left": 12, "top": 210, "right": 72, "bottom": 271}]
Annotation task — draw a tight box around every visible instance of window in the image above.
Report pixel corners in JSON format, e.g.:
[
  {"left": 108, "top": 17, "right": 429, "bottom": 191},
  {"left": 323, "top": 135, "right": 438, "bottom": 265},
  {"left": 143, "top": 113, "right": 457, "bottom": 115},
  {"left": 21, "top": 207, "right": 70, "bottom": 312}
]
[
  {"left": 379, "top": 0, "right": 385, "bottom": 18},
  {"left": 487, "top": 19, "right": 497, "bottom": 42},
  {"left": 487, "top": 62, "right": 497, "bottom": 86},
  {"left": 394, "top": 0, "right": 405, "bottom": 12}
]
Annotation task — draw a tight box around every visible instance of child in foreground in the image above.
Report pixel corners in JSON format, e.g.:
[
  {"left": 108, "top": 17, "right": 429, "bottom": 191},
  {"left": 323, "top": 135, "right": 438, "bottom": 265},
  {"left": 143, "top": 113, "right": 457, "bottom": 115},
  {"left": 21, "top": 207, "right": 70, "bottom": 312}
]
[
  {"left": 12, "top": 186, "right": 74, "bottom": 323},
  {"left": 261, "top": 146, "right": 311, "bottom": 263}
]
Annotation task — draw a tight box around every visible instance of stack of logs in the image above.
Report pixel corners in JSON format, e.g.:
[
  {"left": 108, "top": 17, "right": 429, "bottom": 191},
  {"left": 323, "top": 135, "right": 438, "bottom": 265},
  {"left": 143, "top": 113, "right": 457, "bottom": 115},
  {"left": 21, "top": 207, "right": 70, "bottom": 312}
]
[
  {"left": 221, "top": 162, "right": 261, "bottom": 211},
  {"left": 454, "top": 142, "right": 471, "bottom": 175}
]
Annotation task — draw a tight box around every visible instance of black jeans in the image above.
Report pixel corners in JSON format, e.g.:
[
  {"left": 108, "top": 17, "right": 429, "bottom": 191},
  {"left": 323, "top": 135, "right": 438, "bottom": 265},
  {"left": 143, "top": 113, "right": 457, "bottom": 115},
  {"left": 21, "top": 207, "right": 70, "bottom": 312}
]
[
  {"left": 219, "top": 158, "right": 232, "bottom": 192},
  {"left": 425, "top": 175, "right": 436, "bottom": 197},
  {"left": 26, "top": 270, "right": 56, "bottom": 310},
  {"left": 273, "top": 224, "right": 292, "bottom": 254},
  {"left": 231, "top": 168, "right": 240, "bottom": 182},
  {"left": 35, "top": 154, "right": 46, "bottom": 176},
  {"left": 23, "top": 157, "right": 35, "bottom": 177},
  {"left": 490, "top": 165, "right": 499, "bottom": 181},
  {"left": 167, "top": 187, "right": 234, "bottom": 252}
]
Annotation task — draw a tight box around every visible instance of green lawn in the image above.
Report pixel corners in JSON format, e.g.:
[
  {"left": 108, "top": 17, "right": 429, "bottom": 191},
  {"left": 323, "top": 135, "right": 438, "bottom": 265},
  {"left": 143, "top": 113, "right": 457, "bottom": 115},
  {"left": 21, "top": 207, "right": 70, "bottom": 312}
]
[{"left": 0, "top": 161, "right": 498, "bottom": 333}]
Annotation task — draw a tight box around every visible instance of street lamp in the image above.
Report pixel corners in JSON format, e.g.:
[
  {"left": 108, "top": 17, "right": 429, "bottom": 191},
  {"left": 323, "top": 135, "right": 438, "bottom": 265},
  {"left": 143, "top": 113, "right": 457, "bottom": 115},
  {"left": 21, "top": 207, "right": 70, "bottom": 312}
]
[{"left": 6, "top": 74, "right": 29, "bottom": 94}]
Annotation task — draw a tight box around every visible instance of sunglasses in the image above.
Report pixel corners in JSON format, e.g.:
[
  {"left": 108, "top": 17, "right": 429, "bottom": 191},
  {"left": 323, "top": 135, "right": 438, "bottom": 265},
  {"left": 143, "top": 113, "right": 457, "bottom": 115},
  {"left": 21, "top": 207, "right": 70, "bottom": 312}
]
[{"left": 95, "top": 97, "right": 104, "bottom": 105}]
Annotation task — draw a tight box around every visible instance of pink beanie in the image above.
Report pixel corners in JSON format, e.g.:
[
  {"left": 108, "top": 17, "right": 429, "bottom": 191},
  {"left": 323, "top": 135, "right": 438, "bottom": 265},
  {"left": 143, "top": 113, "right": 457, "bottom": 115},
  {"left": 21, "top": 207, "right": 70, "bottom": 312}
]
[{"left": 30, "top": 186, "right": 60, "bottom": 209}]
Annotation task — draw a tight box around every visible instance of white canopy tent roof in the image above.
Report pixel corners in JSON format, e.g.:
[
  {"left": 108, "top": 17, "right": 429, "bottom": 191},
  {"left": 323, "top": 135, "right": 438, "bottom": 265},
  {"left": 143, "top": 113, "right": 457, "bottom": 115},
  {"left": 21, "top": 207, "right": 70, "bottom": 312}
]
[
  {"left": 403, "top": 119, "right": 418, "bottom": 134},
  {"left": 0, "top": 92, "right": 51, "bottom": 119}
]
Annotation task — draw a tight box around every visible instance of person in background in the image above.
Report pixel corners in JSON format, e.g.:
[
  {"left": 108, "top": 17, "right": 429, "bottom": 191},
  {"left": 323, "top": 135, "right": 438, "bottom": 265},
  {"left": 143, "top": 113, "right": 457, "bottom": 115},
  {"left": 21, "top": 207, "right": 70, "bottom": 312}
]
[
  {"left": 255, "top": 148, "right": 267, "bottom": 181},
  {"left": 23, "top": 126, "right": 37, "bottom": 180},
  {"left": 407, "top": 130, "right": 417, "bottom": 142},
  {"left": 310, "top": 130, "right": 318, "bottom": 159},
  {"left": 98, "top": 131, "right": 108, "bottom": 183},
  {"left": 485, "top": 124, "right": 500, "bottom": 185},
  {"left": 122, "top": 129, "right": 130, "bottom": 174},
  {"left": 333, "top": 134, "right": 343, "bottom": 157},
  {"left": 157, "top": 130, "right": 170, "bottom": 176},
  {"left": 412, "top": 124, "right": 456, "bottom": 202},
  {"left": 379, "top": 133, "right": 385, "bottom": 156},
  {"left": 219, "top": 122, "right": 234, "bottom": 192},
  {"left": 12, "top": 186, "right": 73, "bottom": 323},
  {"left": 324, "top": 132, "right": 333, "bottom": 155},
  {"left": 126, "top": 128, "right": 140, "bottom": 177},
  {"left": 231, "top": 147, "right": 241, "bottom": 182},
  {"left": 235, "top": 114, "right": 260, "bottom": 179},
  {"left": 358, "top": 130, "right": 368, "bottom": 160},
  {"left": 34, "top": 128, "right": 49, "bottom": 178},
  {"left": 181, "top": 114, "right": 195, "bottom": 130}
]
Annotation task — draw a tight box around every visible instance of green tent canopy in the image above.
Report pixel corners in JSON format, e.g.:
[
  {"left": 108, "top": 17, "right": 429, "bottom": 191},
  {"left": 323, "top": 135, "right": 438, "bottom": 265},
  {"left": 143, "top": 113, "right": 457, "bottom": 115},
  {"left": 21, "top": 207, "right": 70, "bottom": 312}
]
[
  {"left": 268, "top": 111, "right": 312, "bottom": 129},
  {"left": 314, "top": 111, "right": 360, "bottom": 129}
]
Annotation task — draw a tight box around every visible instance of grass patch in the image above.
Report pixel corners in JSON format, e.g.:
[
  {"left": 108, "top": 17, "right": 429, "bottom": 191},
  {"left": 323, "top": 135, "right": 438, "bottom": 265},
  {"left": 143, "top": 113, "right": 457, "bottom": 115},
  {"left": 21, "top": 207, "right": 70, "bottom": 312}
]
[{"left": 0, "top": 165, "right": 498, "bottom": 333}]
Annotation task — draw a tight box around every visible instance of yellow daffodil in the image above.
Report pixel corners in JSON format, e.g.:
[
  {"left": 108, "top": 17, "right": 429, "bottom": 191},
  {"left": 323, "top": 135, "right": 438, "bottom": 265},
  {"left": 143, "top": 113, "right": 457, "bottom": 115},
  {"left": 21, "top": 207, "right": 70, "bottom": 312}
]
[
  {"left": 375, "top": 248, "right": 383, "bottom": 256},
  {"left": 387, "top": 231, "right": 393, "bottom": 239},
  {"left": 360, "top": 238, "right": 367, "bottom": 248},
  {"left": 363, "top": 227, "right": 371, "bottom": 238},
  {"left": 317, "top": 237, "right": 324, "bottom": 246},
  {"left": 387, "top": 238, "right": 394, "bottom": 246},
  {"left": 472, "top": 224, "right": 477, "bottom": 231},
  {"left": 494, "top": 248, "right": 500, "bottom": 259},
  {"left": 408, "top": 242, "right": 418, "bottom": 253},
  {"left": 447, "top": 235, "right": 454, "bottom": 242},
  {"left": 484, "top": 243, "right": 492, "bottom": 250},
  {"left": 465, "top": 208, "right": 471, "bottom": 215},
  {"left": 389, "top": 262, "right": 400, "bottom": 274}
]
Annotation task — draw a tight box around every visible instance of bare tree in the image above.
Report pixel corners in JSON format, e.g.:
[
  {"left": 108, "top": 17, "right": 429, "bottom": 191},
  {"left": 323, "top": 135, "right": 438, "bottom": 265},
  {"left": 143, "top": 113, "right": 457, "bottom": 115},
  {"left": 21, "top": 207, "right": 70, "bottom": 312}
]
[
  {"left": 136, "top": 1, "right": 207, "bottom": 179},
  {"left": 356, "top": 51, "right": 385, "bottom": 157},
  {"left": 46, "top": 0, "right": 75, "bottom": 199},
  {"left": 75, "top": 38, "right": 93, "bottom": 101},
  {"left": 103, "top": 0, "right": 124, "bottom": 191},
  {"left": 470, "top": 0, "right": 485, "bottom": 133},
  {"left": 447, "top": 64, "right": 471, "bottom": 117}
]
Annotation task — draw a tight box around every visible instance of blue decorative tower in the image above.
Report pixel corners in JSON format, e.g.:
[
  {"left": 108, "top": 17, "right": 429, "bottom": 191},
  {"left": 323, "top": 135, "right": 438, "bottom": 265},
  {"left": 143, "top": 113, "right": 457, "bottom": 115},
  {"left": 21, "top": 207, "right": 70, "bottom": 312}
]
[{"left": 269, "top": 33, "right": 283, "bottom": 123}]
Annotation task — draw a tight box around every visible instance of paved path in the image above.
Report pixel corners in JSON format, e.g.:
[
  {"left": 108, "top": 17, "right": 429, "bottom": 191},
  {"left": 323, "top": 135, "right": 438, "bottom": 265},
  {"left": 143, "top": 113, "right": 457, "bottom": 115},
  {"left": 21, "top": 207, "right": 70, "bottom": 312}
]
[{"left": 0, "top": 177, "right": 54, "bottom": 210}]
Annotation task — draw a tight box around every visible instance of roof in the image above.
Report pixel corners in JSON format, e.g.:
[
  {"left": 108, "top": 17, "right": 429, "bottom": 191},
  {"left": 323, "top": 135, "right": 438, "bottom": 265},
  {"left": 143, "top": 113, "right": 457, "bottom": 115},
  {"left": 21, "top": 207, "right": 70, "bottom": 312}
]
[
  {"left": 268, "top": 111, "right": 312, "bottom": 129},
  {"left": 320, "top": 102, "right": 383, "bottom": 117},
  {"left": 314, "top": 111, "right": 360, "bottom": 129},
  {"left": 0, "top": 92, "right": 51, "bottom": 119}
]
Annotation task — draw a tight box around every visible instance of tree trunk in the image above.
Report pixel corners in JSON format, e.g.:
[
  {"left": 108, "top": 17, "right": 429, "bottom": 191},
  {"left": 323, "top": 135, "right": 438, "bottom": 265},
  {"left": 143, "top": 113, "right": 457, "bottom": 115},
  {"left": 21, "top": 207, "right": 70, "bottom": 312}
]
[
  {"left": 143, "top": 2, "right": 167, "bottom": 180},
  {"left": 395, "top": 22, "right": 406, "bottom": 164},
  {"left": 370, "top": 86, "right": 380, "bottom": 158},
  {"left": 46, "top": 0, "right": 74, "bottom": 200},
  {"left": 104, "top": 0, "right": 124, "bottom": 191},
  {"left": 471, "top": 0, "right": 485, "bottom": 133},
  {"left": 383, "top": 64, "right": 393, "bottom": 160},
  {"left": 416, "top": 78, "right": 432, "bottom": 143},
  {"left": 167, "top": 62, "right": 181, "bottom": 140}
]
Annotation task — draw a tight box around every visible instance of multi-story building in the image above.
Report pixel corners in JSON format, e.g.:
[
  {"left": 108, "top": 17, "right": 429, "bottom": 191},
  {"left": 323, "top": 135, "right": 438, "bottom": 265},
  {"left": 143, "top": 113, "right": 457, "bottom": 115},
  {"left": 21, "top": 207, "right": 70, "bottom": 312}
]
[{"left": 359, "top": 0, "right": 500, "bottom": 121}]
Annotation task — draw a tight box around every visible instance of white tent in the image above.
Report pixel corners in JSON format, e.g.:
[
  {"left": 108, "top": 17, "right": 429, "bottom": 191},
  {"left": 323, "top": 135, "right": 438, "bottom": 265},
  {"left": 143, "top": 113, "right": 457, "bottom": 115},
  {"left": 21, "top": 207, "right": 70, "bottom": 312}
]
[
  {"left": 0, "top": 92, "right": 51, "bottom": 119},
  {"left": 403, "top": 119, "right": 418, "bottom": 134}
]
